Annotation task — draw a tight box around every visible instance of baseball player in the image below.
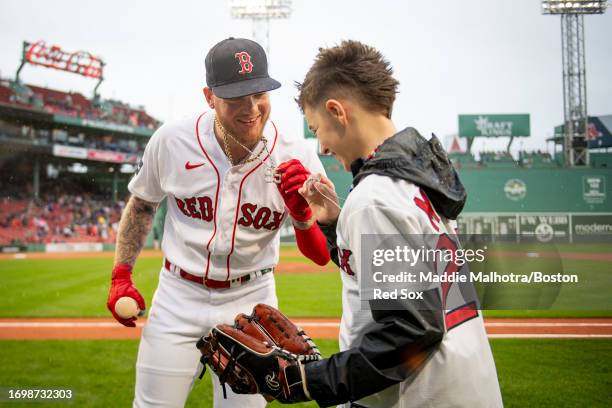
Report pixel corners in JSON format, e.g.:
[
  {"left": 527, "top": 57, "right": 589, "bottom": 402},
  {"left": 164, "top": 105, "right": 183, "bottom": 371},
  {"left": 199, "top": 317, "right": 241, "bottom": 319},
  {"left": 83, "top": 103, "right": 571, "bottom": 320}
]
[
  {"left": 289, "top": 40, "right": 503, "bottom": 407},
  {"left": 106, "top": 37, "right": 329, "bottom": 407}
]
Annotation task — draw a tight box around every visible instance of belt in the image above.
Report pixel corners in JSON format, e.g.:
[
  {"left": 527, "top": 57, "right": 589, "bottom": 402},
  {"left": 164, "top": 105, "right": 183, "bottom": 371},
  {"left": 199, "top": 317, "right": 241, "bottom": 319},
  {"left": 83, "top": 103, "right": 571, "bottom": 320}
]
[{"left": 163, "top": 258, "right": 273, "bottom": 289}]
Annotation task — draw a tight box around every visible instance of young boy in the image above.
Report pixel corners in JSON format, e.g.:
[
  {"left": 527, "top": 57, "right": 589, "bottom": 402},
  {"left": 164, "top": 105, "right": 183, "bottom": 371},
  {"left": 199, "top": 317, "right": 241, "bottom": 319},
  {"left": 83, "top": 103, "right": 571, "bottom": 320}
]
[{"left": 292, "top": 40, "right": 503, "bottom": 407}]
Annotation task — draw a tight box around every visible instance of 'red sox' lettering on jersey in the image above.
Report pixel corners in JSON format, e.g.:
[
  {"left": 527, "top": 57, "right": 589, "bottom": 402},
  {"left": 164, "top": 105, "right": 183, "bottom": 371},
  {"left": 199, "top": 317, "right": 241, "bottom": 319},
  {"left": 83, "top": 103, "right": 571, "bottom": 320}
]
[
  {"left": 237, "top": 204, "right": 285, "bottom": 231},
  {"left": 175, "top": 196, "right": 214, "bottom": 222},
  {"left": 174, "top": 197, "right": 284, "bottom": 231}
]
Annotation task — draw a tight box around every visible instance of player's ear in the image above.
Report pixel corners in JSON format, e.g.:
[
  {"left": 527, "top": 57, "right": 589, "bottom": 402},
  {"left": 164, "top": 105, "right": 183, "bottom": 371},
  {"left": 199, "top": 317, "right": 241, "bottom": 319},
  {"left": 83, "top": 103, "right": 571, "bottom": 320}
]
[
  {"left": 325, "top": 99, "right": 347, "bottom": 127},
  {"left": 203, "top": 87, "right": 215, "bottom": 109}
]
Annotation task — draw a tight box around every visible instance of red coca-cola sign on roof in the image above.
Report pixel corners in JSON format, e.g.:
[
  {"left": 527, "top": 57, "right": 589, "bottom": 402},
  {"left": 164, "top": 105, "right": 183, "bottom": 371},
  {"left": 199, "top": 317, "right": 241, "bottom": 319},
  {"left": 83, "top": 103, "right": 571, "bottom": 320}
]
[{"left": 25, "top": 40, "right": 104, "bottom": 79}]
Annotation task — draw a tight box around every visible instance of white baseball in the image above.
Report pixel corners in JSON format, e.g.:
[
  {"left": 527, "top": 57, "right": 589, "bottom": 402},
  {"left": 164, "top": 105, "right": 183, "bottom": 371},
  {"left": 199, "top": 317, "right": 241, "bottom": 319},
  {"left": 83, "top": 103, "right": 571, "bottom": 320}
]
[{"left": 115, "top": 297, "right": 140, "bottom": 319}]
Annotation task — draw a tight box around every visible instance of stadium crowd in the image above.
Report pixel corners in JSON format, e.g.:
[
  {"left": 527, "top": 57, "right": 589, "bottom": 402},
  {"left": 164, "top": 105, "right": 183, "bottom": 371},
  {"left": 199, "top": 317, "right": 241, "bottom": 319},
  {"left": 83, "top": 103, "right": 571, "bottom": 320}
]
[
  {"left": 0, "top": 119, "right": 147, "bottom": 154},
  {"left": 449, "top": 150, "right": 557, "bottom": 169},
  {"left": 519, "top": 149, "right": 555, "bottom": 167},
  {"left": 0, "top": 189, "right": 125, "bottom": 246},
  {"left": 0, "top": 78, "right": 160, "bottom": 247},
  {"left": 479, "top": 150, "right": 516, "bottom": 163}
]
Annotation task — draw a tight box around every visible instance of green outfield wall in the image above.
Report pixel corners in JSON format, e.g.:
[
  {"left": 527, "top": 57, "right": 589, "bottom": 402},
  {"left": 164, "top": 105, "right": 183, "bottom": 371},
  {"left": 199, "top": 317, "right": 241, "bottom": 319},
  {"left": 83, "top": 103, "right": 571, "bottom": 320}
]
[
  {"left": 320, "top": 156, "right": 612, "bottom": 213},
  {"left": 458, "top": 168, "right": 611, "bottom": 213}
]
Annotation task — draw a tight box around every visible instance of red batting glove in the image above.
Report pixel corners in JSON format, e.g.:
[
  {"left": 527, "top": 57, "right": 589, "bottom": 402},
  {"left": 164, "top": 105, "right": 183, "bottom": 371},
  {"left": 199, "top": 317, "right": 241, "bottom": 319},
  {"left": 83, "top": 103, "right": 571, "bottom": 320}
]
[
  {"left": 276, "top": 159, "right": 313, "bottom": 222},
  {"left": 106, "top": 264, "right": 146, "bottom": 328}
]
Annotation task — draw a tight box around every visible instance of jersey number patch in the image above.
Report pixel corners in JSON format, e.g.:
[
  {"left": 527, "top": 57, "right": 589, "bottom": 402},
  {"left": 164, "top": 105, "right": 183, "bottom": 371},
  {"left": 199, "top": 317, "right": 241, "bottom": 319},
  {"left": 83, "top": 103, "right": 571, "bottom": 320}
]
[
  {"left": 436, "top": 234, "right": 478, "bottom": 331},
  {"left": 414, "top": 188, "right": 441, "bottom": 231}
]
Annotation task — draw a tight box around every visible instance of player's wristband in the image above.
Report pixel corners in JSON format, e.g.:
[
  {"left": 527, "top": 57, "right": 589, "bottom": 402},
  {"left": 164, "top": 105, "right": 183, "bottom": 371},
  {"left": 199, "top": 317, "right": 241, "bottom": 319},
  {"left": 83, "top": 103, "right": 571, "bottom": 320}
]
[
  {"left": 289, "top": 206, "right": 313, "bottom": 223},
  {"left": 112, "top": 263, "right": 133, "bottom": 280},
  {"left": 298, "top": 361, "right": 312, "bottom": 401},
  {"left": 294, "top": 223, "right": 330, "bottom": 266},
  {"left": 292, "top": 215, "right": 316, "bottom": 230}
]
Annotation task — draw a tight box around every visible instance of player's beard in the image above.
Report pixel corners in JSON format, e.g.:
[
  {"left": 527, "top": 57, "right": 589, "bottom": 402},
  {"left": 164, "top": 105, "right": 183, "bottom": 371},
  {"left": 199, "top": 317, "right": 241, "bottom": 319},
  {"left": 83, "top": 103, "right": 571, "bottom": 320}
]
[{"left": 223, "top": 110, "right": 270, "bottom": 148}]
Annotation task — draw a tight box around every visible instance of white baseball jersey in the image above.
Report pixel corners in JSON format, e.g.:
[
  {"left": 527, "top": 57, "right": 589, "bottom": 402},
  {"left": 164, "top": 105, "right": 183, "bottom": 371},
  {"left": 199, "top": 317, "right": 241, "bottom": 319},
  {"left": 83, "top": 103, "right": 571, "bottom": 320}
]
[
  {"left": 128, "top": 111, "right": 325, "bottom": 280},
  {"left": 335, "top": 174, "right": 503, "bottom": 408}
]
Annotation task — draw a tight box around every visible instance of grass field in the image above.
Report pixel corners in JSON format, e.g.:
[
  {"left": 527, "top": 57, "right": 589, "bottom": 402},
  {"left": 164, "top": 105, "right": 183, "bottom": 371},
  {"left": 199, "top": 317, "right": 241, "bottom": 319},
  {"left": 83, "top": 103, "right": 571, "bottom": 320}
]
[
  {"left": 0, "top": 246, "right": 610, "bottom": 317},
  {"left": 0, "top": 255, "right": 345, "bottom": 318},
  {"left": 474, "top": 247, "right": 612, "bottom": 312},
  {"left": 0, "top": 339, "right": 610, "bottom": 407}
]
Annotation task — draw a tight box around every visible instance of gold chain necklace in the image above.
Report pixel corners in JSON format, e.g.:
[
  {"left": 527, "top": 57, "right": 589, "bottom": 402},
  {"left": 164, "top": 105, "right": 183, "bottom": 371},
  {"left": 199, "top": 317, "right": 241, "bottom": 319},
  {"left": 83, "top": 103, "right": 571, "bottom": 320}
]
[{"left": 214, "top": 115, "right": 267, "bottom": 165}]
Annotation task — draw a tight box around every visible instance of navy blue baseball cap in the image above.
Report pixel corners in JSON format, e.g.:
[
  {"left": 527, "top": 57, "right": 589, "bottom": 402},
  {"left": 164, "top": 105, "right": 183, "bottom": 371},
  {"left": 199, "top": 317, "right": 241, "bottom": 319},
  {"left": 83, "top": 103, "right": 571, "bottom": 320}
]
[{"left": 205, "top": 37, "right": 281, "bottom": 99}]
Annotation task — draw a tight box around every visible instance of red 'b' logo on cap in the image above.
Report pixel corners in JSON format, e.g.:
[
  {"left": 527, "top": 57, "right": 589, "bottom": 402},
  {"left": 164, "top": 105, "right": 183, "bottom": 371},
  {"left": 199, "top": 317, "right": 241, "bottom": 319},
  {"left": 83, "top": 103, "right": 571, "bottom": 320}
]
[{"left": 235, "top": 51, "right": 253, "bottom": 74}]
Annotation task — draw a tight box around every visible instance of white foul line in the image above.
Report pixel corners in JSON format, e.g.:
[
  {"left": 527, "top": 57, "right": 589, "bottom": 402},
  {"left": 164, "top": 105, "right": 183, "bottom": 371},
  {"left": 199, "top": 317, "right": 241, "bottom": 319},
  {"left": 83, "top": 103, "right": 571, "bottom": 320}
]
[{"left": 488, "top": 334, "right": 612, "bottom": 339}]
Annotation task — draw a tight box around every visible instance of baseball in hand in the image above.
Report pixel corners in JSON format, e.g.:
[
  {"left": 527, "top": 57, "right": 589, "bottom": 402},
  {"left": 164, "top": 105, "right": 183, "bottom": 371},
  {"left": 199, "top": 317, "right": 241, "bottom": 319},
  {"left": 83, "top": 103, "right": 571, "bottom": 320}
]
[{"left": 115, "top": 296, "right": 140, "bottom": 319}]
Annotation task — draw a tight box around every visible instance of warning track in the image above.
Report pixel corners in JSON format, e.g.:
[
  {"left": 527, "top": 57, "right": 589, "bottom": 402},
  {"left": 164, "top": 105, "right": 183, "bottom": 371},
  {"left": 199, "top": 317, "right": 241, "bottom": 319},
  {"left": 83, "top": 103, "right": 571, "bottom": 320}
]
[{"left": 0, "top": 318, "right": 610, "bottom": 340}]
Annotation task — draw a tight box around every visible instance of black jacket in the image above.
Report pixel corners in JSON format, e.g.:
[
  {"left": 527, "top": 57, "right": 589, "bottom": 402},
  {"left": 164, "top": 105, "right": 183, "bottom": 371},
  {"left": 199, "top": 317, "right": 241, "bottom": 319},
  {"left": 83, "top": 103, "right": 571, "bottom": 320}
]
[{"left": 305, "top": 128, "right": 467, "bottom": 407}]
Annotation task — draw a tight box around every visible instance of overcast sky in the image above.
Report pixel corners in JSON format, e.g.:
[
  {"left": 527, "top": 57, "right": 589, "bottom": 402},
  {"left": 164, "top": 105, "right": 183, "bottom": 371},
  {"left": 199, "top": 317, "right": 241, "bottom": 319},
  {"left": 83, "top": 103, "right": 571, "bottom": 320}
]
[{"left": 1, "top": 0, "right": 611, "bottom": 155}]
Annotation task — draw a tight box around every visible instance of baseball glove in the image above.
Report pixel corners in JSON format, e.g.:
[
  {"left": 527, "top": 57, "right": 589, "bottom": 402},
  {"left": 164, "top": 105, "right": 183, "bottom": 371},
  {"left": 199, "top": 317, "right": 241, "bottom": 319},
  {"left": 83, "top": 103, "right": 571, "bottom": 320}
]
[{"left": 196, "top": 304, "right": 320, "bottom": 403}]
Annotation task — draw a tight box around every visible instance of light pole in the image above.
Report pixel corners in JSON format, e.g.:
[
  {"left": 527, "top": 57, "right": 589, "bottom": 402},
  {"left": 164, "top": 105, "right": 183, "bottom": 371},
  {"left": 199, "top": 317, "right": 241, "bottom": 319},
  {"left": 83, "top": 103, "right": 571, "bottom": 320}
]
[
  {"left": 542, "top": 0, "right": 608, "bottom": 167},
  {"left": 230, "top": 0, "right": 293, "bottom": 56}
]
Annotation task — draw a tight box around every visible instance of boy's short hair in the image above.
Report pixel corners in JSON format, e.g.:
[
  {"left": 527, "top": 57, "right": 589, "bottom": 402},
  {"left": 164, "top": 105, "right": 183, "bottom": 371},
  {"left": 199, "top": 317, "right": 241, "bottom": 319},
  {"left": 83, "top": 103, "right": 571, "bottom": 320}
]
[{"left": 296, "top": 40, "right": 399, "bottom": 118}]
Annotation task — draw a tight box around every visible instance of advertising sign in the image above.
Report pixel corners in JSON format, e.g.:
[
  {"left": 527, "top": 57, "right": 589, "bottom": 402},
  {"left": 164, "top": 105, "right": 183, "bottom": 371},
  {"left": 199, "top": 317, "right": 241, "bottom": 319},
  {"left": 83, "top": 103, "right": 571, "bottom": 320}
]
[{"left": 459, "top": 114, "right": 530, "bottom": 138}]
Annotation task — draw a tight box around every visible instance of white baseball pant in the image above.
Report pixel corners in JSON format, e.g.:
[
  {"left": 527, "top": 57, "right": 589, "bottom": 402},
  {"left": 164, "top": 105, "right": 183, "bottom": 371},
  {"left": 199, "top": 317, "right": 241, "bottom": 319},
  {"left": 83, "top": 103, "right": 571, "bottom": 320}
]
[{"left": 133, "top": 266, "right": 278, "bottom": 407}]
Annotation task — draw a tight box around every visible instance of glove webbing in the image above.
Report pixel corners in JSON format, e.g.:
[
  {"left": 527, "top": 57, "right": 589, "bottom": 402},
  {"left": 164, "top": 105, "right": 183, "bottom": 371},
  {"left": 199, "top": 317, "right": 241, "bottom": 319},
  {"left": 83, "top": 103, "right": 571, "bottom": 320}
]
[
  {"left": 197, "top": 340, "right": 248, "bottom": 400},
  {"left": 240, "top": 314, "right": 320, "bottom": 358},
  {"left": 218, "top": 343, "right": 248, "bottom": 399},
  {"left": 198, "top": 356, "right": 208, "bottom": 379},
  {"left": 297, "top": 329, "right": 318, "bottom": 351}
]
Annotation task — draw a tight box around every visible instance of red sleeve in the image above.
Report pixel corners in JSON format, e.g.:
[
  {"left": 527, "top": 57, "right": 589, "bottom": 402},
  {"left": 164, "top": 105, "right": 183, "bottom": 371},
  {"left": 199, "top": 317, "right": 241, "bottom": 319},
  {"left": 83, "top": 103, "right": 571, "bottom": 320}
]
[{"left": 294, "top": 222, "right": 331, "bottom": 266}]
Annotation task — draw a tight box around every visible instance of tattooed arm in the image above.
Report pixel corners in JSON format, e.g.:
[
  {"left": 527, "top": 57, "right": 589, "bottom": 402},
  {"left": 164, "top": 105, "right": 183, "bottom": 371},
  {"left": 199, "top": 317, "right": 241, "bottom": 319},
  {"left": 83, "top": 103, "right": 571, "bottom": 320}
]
[
  {"left": 114, "top": 195, "right": 159, "bottom": 266},
  {"left": 107, "top": 195, "right": 157, "bottom": 326}
]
